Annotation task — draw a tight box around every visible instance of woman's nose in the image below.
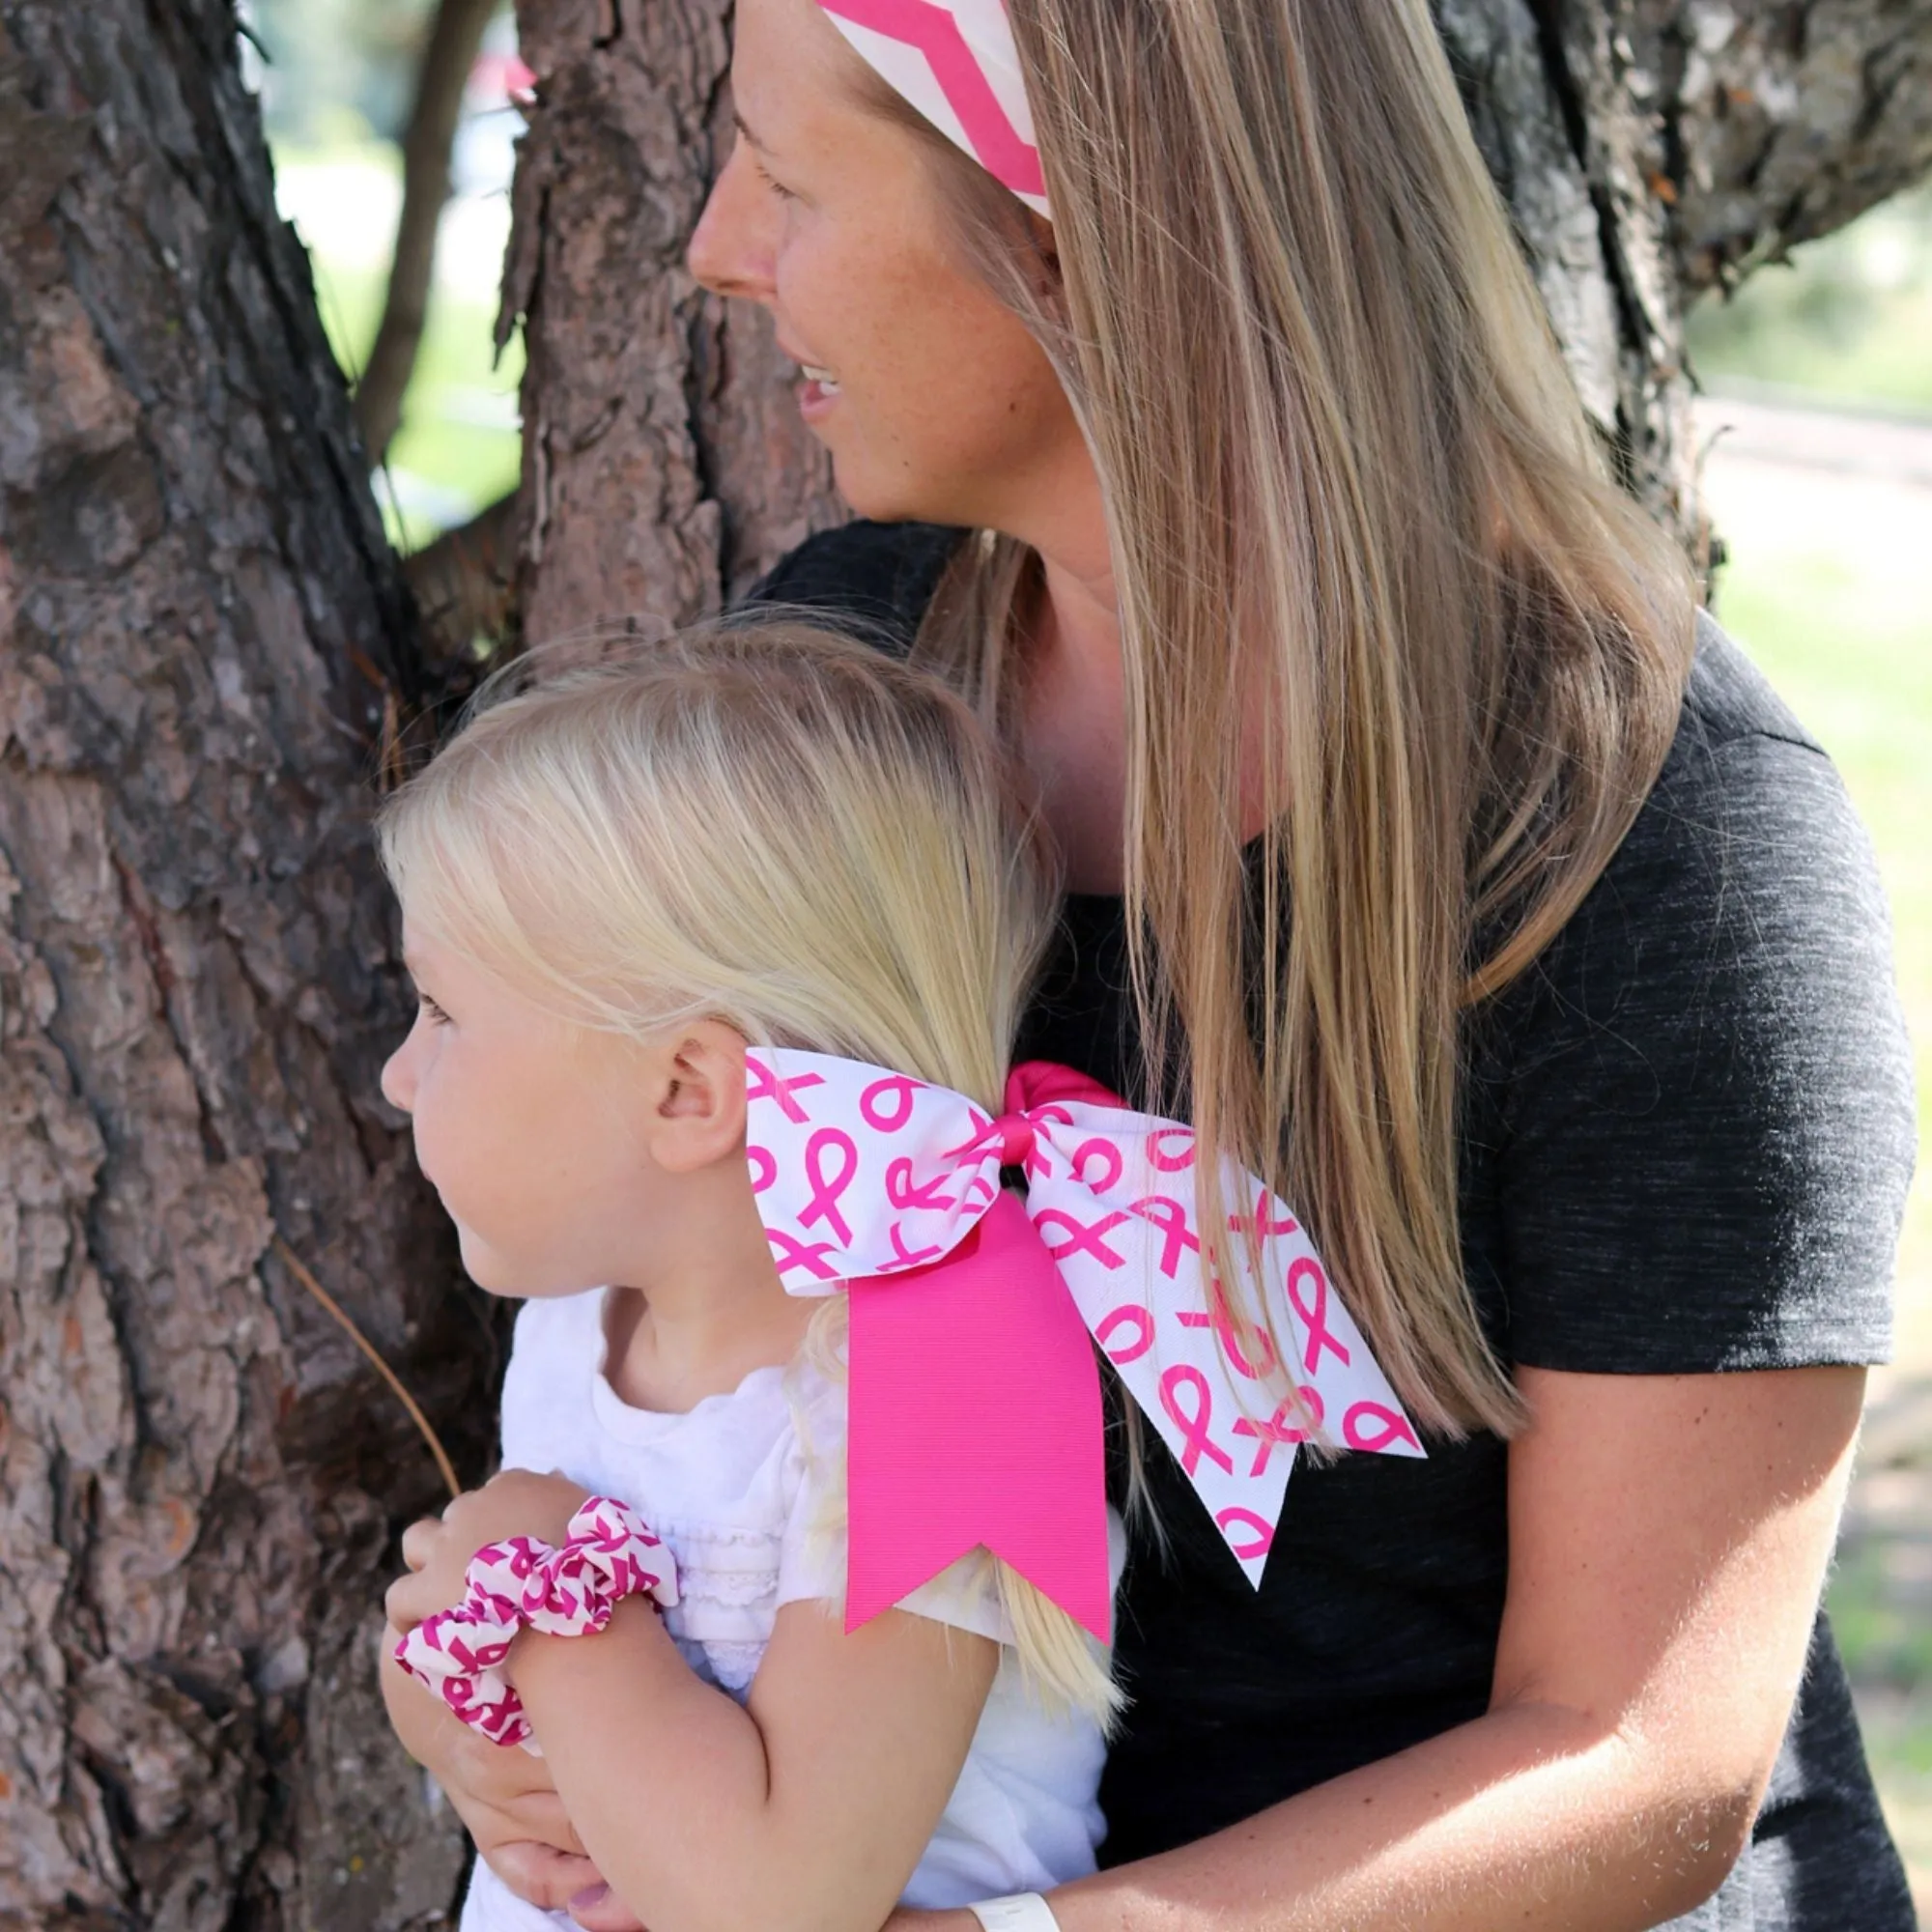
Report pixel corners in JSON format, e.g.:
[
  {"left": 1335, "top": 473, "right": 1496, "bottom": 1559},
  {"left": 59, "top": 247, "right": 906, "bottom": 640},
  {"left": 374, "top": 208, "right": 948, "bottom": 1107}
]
[{"left": 688, "top": 140, "right": 780, "bottom": 302}]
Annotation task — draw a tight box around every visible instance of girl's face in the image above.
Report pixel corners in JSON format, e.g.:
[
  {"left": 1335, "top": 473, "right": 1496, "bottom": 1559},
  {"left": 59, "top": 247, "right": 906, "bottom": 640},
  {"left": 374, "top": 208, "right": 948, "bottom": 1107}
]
[
  {"left": 380, "top": 926, "right": 678, "bottom": 1297},
  {"left": 687, "top": 0, "right": 1090, "bottom": 536}
]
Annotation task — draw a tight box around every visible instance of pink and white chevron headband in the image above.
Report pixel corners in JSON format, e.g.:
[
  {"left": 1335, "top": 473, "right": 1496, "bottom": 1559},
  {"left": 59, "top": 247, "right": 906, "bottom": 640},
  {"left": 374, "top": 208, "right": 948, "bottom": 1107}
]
[
  {"left": 815, "top": 0, "right": 1050, "bottom": 217},
  {"left": 746, "top": 1049, "right": 1423, "bottom": 1637}
]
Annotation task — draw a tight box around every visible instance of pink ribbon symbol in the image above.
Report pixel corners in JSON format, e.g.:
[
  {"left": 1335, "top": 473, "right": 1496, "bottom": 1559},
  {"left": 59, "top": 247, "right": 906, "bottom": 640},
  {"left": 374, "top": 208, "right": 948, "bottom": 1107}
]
[
  {"left": 1176, "top": 1292, "right": 1278, "bottom": 1381},
  {"left": 861, "top": 1072, "right": 925, "bottom": 1132},
  {"left": 1214, "top": 1507, "right": 1274, "bottom": 1562},
  {"left": 766, "top": 1228, "right": 842, "bottom": 1282},
  {"left": 1126, "top": 1194, "right": 1201, "bottom": 1278},
  {"left": 1148, "top": 1127, "right": 1197, "bottom": 1172},
  {"left": 800, "top": 1128, "right": 860, "bottom": 1244},
  {"left": 886, "top": 1156, "right": 956, "bottom": 1212},
  {"left": 1229, "top": 1187, "right": 1300, "bottom": 1243},
  {"left": 1035, "top": 1206, "right": 1134, "bottom": 1270},
  {"left": 1070, "top": 1136, "right": 1124, "bottom": 1192},
  {"left": 1158, "top": 1364, "right": 1236, "bottom": 1477},
  {"left": 1232, "top": 1386, "right": 1324, "bottom": 1475},
  {"left": 883, "top": 1219, "right": 946, "bottom": 1270},
  {"left": 747, "top": 1144, "right": 777, "bottom": 1194},
  {"left": 1343, "top": 1400, "right": 1422, "bottom": 1454},
  {"left": 747, "top": 1059, "right": 825, "bottom": 1122},
  {"left": 1286, "top": 1257, "right": 1350, "bottom": 1376},
  {"left": 1094, "top": 1301, "right": 1155, "bottom": 1364}
]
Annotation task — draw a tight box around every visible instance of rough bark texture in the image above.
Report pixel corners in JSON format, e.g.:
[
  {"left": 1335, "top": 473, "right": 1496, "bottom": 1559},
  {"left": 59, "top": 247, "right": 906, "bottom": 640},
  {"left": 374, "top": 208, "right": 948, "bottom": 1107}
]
[
  {"left": 0, "top": 6, "right": 490, "bottom": 1927},
  {"left": 502, "top": 0, "right": 845, "bottom": 647}
]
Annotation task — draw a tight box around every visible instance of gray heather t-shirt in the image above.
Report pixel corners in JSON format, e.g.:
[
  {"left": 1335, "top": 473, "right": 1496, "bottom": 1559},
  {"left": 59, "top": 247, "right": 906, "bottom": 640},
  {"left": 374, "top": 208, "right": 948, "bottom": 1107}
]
[{"left": 752, "top": 522, "right": 1918, "bottom": 1927}]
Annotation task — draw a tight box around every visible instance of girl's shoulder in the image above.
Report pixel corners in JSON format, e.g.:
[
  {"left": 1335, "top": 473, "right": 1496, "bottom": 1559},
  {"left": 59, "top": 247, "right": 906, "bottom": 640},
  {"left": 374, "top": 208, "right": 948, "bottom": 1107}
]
[{"left": 1469, "top": 612, "right": 1915, "bottom": 1374}]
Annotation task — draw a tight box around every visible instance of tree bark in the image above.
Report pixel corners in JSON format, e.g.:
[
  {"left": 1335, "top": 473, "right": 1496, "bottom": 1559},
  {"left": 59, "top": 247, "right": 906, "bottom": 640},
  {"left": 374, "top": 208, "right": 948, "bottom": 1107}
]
[
  {"left": 501, "top": 0, "right": 846, "bottom": 647},
  {"left": 0, "top": 6, "right": 490, "bottom": 1927}
]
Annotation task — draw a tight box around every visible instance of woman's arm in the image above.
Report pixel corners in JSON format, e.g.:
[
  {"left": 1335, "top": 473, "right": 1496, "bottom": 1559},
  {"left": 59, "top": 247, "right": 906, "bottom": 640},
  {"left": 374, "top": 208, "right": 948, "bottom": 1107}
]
[{"left": 900, "top": 1362, "right": 1862, "bottom": 1932}]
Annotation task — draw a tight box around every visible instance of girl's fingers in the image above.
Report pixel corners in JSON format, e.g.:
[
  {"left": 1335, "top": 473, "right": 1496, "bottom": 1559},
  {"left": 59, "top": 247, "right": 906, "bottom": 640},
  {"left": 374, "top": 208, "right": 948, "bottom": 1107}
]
[
  {"left": 567, "top": 1881, "right": 650, "bottom": 1931},
  {"left": 400, "top": 1516, "right": 442, "bottom": 1572},
  {"left": 484, "top": 1841, "right": 607, "bottom": 1913}
]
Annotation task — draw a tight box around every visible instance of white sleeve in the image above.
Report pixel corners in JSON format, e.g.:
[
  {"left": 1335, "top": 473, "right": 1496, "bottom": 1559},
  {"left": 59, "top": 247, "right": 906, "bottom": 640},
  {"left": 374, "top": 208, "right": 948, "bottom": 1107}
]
[{"left": 773, "top": 1366, "right": 1013, "bottom": 1645}]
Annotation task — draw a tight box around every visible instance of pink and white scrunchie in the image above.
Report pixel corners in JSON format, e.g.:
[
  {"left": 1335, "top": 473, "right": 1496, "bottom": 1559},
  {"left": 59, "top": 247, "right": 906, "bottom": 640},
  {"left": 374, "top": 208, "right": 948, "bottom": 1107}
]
[{"left": 393, "top": 1495, "right": 680, "bottom": 1752}]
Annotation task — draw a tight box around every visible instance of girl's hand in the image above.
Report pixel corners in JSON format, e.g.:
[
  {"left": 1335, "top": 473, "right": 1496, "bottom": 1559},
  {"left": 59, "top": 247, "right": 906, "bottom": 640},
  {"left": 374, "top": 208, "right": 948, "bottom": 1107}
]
[
  {"left": 379, "top": 1626, "right": 603, "bottom": 1909},
  {"left": 385, "top": 1469, "right": 591, "bottom": 1631}
]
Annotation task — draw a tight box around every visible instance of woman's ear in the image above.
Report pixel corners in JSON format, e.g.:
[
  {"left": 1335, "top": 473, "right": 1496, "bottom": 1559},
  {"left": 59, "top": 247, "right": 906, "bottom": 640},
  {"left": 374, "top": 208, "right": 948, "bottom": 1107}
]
[{"left": 647, "top": 1020, "right": 749, "bottom": 1174}]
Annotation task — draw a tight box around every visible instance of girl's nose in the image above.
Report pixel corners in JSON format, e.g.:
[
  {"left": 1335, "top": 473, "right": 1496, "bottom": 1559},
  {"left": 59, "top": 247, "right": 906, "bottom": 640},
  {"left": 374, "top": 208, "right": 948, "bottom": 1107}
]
[
  {"left": 687, "top": 140, "right": 780, "bottom": 303},
  {"left": 381, "top": 1031, "right": 419, "bottom": 1115}
]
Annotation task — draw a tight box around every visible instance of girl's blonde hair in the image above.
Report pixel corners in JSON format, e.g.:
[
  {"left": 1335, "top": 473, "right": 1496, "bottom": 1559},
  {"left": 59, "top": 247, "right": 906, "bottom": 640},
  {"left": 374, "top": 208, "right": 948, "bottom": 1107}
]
[
  {"left": 378, "top": 621, "right": 1117, "bottom": 1719},
  {"left": 848, "top": 0, "right": 1699, "bottom": 1437}
]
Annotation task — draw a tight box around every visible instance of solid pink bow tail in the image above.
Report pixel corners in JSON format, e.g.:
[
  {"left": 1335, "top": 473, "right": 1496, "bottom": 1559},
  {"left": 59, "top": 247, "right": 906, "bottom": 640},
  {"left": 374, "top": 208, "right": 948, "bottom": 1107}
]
[{"left": 846, "top": 1189, "right": 1112, "bottom": 1639}]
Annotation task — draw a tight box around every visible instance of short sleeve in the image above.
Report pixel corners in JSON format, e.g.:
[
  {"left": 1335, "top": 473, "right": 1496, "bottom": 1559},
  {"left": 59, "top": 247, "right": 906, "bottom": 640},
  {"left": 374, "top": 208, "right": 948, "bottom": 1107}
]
[
  {"left": 772, "top": 1367, "right": 1013, "bottom": 1644},
  {"left": 1485, "top": 661, "right": 1916, "bottom": 1373}
]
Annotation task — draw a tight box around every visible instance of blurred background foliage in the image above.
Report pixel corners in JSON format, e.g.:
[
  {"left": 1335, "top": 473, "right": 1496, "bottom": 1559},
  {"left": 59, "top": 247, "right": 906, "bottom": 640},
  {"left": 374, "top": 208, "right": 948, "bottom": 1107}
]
[{"left": 240, "top": 1, "right": 1932, "bottom": 1915}]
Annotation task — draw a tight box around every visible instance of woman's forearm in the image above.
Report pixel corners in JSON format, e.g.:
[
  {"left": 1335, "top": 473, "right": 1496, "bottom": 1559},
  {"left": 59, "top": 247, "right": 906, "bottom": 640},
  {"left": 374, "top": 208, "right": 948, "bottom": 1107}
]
[{"left": 912, "top": 1698, "right": 1751, "bottom": 1932}]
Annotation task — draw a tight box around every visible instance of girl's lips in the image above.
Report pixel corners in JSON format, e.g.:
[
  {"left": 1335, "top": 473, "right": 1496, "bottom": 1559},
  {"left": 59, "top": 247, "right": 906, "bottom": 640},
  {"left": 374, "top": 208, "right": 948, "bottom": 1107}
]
[{"left": 797, "top": 373, "right": 841, "bottom": 423}]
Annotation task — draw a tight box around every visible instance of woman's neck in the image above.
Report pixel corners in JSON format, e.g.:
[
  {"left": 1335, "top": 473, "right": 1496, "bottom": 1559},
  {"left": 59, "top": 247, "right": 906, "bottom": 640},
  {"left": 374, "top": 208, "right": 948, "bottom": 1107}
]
[{"left": 1022, "top": 555, "right": 1131, "bottom": 894}]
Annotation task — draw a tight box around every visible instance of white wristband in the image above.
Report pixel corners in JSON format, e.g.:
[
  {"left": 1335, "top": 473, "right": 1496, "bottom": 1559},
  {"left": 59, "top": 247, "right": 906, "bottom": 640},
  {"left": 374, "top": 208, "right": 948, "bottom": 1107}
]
[{"left": 967, "top": 1896, "right": 1060, "bottom": 1932}]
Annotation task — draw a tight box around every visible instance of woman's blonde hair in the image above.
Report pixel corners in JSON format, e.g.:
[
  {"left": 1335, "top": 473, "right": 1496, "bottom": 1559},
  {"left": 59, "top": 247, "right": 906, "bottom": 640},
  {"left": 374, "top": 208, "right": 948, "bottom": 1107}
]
[
  {"left": 378, "top": 621, "right": 1118, "bottom": 1719},
  {"left": 849, "top": 0, "right": 1699, "bottom": 1436}
]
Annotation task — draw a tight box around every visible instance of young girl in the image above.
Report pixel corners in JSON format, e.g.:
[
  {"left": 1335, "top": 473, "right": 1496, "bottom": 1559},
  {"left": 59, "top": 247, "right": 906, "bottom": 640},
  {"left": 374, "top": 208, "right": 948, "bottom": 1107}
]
[
  {"left": 375, "top": 622, "right": 1120, "bottom": 1932},
  {"left": 376, "top": 618, "right": 1417, "bottom": 1932}
]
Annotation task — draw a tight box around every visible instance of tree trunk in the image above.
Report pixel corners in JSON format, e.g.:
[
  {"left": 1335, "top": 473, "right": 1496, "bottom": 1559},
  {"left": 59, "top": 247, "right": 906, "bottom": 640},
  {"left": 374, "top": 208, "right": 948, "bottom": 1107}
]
[
  {"left": 505, "top": 0, "right": 1932, "bottom": 635},
  {"left": 0, "top": 6, "right": 490, "bottom": 1927}
]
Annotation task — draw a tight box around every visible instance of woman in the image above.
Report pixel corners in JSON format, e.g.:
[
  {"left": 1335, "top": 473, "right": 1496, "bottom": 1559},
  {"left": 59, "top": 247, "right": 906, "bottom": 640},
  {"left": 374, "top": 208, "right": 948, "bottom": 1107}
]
[{"left": 392, "top": 0, "right": 1917, "bottom": 1922}]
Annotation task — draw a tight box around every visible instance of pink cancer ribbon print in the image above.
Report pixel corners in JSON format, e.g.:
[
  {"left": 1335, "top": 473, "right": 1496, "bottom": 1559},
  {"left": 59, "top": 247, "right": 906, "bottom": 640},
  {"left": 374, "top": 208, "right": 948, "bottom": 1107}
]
[{"left": 745, "top": 1049, "right": 1424, "bottom": 1626}]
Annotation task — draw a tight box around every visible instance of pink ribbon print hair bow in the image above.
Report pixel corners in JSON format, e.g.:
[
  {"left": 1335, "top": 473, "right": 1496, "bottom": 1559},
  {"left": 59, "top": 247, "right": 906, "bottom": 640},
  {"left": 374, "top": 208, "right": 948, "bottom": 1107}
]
[{"left": 747, "top": 1050, "right": 1423, "bottom": 1637}]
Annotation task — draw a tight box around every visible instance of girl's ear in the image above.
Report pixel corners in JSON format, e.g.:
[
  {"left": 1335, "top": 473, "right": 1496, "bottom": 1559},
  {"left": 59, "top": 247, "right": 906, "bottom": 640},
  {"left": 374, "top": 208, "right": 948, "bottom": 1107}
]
[{"left": 648, "top": 1020, "right": 749, "bottom": 1174}]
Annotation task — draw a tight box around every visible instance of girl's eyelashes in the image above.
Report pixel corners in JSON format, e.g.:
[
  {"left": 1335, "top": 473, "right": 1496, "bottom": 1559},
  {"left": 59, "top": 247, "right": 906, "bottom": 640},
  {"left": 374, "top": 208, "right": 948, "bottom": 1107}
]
[
  {"left": 751, "top": 153, "right": 798, "bottom": 203},
  {"left": 416, "top": 991, "right": 451, "bottom": 1026}
]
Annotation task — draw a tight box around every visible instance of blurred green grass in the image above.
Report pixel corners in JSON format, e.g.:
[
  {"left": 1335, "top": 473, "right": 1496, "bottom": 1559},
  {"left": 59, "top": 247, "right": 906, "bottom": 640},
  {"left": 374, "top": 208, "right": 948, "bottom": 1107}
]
[
  {"left": 1689, "top": 181, "right": 1932, "bottom": 417},
  {"left": 304, "top": 249, "right": 524, "bottom": 553},
  {"left": 1703, "top": 443, "right": 1932, "bottom": 1914}
]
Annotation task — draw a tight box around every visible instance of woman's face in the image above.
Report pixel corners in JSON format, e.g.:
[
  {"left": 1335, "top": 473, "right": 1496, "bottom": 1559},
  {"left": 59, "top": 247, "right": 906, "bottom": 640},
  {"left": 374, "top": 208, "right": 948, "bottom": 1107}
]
[{"left": 688, "top": 0, "right": 1089, "bottom": 535}]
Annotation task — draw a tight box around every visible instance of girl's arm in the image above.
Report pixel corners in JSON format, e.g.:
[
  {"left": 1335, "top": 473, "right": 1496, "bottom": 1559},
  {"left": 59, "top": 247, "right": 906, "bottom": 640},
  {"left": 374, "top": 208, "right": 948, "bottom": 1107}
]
[
  {"left": 512, "top": 1593, "right": 999, "bottom": 1932},
  {"left": 895, "top": 1362, "right": 1862, "bottom": 1932},
  {"left": 385, "top": 1472, "right": 1001, "bottom": 1932}
]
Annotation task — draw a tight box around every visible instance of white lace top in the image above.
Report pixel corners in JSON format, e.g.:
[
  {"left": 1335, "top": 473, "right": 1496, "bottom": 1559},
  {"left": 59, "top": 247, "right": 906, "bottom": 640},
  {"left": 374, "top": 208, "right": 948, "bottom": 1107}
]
[{"left": 458, "top": 1287, "right": 1114, "bottom": 1932}]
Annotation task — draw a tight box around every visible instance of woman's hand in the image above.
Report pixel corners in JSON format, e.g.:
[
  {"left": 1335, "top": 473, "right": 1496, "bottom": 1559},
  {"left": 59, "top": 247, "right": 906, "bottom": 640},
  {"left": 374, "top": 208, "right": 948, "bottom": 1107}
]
[{"left": 386, "top": 1469, "right": 591, "bottom": 1632}]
